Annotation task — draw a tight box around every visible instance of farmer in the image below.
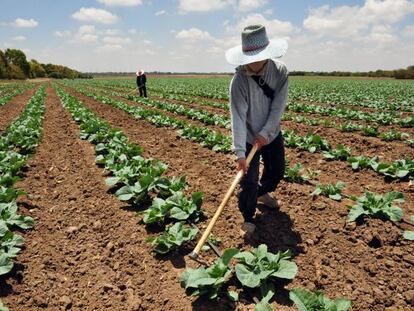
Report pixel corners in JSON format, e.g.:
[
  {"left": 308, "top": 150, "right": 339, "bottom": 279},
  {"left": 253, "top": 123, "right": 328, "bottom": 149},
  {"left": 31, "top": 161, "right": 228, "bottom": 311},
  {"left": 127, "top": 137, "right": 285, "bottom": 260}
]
[
  {"left": 225, "top": 24, "right": 288, "bottom": 237},
  {"left": 136, "top": 69, "right": 147, "bottom": 97}
]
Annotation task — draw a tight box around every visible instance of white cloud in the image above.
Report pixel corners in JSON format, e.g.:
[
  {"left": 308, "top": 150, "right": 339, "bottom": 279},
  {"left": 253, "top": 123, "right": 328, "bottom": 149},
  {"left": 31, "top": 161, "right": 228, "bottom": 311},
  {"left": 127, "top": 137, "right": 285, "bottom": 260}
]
[
  {"left": 54, "top": 30, "right": 72, "bottom": 38},
  {"left": 238, "top": 0, "right": 268, "bottom": 12},
  {"left": 303, "top": 0, "right": 414, "bottom": 38},
  {"left": 363, "top": 24, "right": 396, "bottom": 44},
  {"left": 104, "top": 28, "right": 120, "bottom": 35},
  {"left": 12, "top": 18, "right": 38, "bottom": 28},
  {"left": 227, "top": 13, "right": 296, "bottom": 37},
  {"left": 263, "top": 8, "right": 273, "bottom": 15},
  {"left": 103, "top": 36, "right": 131, "bottom": 44},
  {"left": 97, "top": 0, "right": 142, "bottom": 6},
  {"left": 155, "top": 10, "right": 167, "bottom": 16},
  {"left": 72, "top": 7, "right": 119, "bottom": 24},
  {"left": 72, "top": 25, "right": 99, "bottom": 43},
  {"left": 95, "top": 44, "right": 123, "bottom": 52},
  {"left": 176, "top": 28, "right": 213, "bottom": 40},
  {"left": 179, "top": 0, "right": 232, "bottom": 13},
  {"left": 12, "top": 36, "right": 26, "bottom": 41},
  {"left": 128, "top": 28, "right": 137, "bottom": 34},
  {"left": 402, "top": 25, "right": 414, "bottom": 37}
]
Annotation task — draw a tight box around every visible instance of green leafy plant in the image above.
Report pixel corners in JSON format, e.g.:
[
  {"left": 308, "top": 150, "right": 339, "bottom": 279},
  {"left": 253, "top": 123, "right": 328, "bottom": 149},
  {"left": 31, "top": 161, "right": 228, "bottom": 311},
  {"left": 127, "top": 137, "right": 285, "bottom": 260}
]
[
  {"left": 339, "top": 122, "right": 360, "bottom": 132},
  {"left": 361, "top": 126, "right": 379, "bottom": 137},
  {"left": 146, "top": 222, "right": 198, "bottom": 254},
  {"left": 234, "top": 245, "right": 297, "bottom": 306},
  {"left": 403, "top": 215, "right": 414, "bottom": 241},
  {"left": 284, "top": 163, "right": 310, "bottom": 184},
  {"left": 380, "top": 130, "right": 409, "bottom": 141},
  {"left": 323, "top": 144, "right": 351, "bottom": 161},
  {"left": 298, "top": 134, "right": 330, "bottom": 153},
  {"left": 347, "top": 192, "right": 405, "bottom": 222},
  {"left": 180, "top": 248, "right": 239, "bottom": 299},
  {"left": 143, "top": 191, "right": 203, "bottom": 225},
  {"left": 311, "top": 182, "right": 345, "bottom": 201},
  {"left": 0, "top": 202, "right": 34, "bottom": 230},
  {"left": 347, "top": 155, "right": 377, "bottom": 171},
  {"left": 289, "top": 288, "right": 351, "bottom": 311}
]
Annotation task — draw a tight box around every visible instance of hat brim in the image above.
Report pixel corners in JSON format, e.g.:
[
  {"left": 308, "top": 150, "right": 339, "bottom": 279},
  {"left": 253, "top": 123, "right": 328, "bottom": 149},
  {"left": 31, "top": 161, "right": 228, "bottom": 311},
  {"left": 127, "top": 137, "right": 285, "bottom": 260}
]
[{"left": 225, "top": 38, "right": 288, "bottom": 66}]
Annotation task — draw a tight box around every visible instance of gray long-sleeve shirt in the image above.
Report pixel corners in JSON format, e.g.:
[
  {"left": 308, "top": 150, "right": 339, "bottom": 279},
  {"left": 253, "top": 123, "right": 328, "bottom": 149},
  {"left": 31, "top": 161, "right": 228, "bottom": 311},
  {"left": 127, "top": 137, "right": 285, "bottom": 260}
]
[{"left": 229, "top": 59, "right": 288, "bottom": 159}]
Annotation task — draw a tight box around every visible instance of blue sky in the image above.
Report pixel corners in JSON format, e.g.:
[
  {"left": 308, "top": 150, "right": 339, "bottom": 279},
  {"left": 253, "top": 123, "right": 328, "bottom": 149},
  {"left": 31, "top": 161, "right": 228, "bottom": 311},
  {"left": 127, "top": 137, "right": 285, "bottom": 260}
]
[{"left": 1, "top": 0, "right": 413, "bottom": 72}]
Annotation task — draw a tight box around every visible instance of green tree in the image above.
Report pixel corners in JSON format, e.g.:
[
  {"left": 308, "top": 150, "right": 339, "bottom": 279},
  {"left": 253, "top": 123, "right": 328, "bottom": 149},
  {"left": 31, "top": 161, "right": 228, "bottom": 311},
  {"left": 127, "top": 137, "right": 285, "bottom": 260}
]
[
  {"left": 29, "top": 59, "right": 46, "bottom": 78},
  {"left": 5, "top": 48, "right": 30, "bottom": 78},
  {"left": 0, "top": 50, "right": 7, "bottom": 79}
]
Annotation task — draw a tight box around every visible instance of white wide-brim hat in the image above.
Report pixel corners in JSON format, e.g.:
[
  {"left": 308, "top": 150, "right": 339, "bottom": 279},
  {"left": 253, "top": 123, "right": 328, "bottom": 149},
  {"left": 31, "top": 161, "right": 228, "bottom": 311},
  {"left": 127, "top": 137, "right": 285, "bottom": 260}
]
[{"left": 225, "top": 25, "right": 288, "bottom": 66}]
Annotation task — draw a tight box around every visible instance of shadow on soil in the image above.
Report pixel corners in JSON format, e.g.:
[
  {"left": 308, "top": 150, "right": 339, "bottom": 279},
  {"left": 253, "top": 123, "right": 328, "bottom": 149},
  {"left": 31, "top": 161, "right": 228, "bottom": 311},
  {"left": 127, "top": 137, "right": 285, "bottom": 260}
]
[
  {"left": 252, "top": 204, "right": 304, "bottom": 256},
  {"left": 177, "top": 205, "right": 302, "bottom": 310}
]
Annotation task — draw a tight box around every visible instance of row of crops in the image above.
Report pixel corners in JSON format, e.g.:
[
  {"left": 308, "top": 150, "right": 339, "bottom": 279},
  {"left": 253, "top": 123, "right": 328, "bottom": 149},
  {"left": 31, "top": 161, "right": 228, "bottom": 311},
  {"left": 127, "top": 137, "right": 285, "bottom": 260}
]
[
  {"left": 74, "top": 76, "right": 414, "bottom": 111},
  {"left": 0, "top": 82, "right": 35, "bottom": 107},
  {"left": 1, "top": 78, "right": 413, "bottom": 310},
  {"left": 59, "top": 81, "right": 414, "bottom": 184},
  {"left": 0, "top": 85, "right": 46, "bottom": 310},
  {"left": 66, "top": 79, "right": 414, "bottom": 148}
]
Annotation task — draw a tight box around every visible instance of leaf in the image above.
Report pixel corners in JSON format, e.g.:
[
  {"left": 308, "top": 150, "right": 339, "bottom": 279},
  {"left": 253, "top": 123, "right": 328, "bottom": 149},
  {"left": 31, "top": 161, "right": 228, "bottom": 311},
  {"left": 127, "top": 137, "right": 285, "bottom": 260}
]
[
  {"left": 227, "top": 291, "right": 239, "bottom": 302},
  {"left": 235, "top": 263, "right": 261, "bottom": 288},
  {"left": 289, "top": 288, "right": 351, "bottom": 311},
  {"left": 271, "top": 260, "right": 298, "bottom": 279},
  {"left": 0, "top": 253, "right": 13, "bottom": 276},
  {"left": 403, "top": 231, "right": 414, "bottom": 241},
  {"left": 234, "top": 251, "right": 256, "bottom": 265},
  {"left": 191, "top": 191, "right": 203, "bottom": 207},
  {"left": 329, "top": 193, "right": 342, "bottom": 201},
  {"left": 105, "top": 177, "right": 120, "bottom": 187},
  {"left": 115, "top": 185, "right": 134, "bottom": 201},
  {"left": 254, "top": 300, "right": 273, "bottom": 311},
  {"left": 334, "top": 298, "right": 352, "bottom": 311},
  {"left": 347, "top": 205, "right": 365, "bottom": 222},
  {"left": 221, "top": 248, "right": 239, "bottom": 266},
  {"left": 387, "top": 206, "right": 403, "bottom": 222}
]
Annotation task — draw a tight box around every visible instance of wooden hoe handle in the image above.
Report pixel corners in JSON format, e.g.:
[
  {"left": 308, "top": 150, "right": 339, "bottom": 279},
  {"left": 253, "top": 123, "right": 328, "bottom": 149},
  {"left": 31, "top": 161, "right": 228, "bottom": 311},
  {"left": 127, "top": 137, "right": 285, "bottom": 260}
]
[{"left": 189, "top": 144, "right": 259, "bottom": 260}]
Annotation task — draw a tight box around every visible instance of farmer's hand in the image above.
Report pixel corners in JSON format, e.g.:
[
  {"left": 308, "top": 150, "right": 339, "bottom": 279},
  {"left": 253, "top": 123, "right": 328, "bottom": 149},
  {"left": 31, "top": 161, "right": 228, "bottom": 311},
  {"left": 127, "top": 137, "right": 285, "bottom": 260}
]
[
  {"left": 254, "top": 134, "right": 267, "bottom": 150},
  {"left": 237, "top": 158, "right": 248, "bottom": 175}
]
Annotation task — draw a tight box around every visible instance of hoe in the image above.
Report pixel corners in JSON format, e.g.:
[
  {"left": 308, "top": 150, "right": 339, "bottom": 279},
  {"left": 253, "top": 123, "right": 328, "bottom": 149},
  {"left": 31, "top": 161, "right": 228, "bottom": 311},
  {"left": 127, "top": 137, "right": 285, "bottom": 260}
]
[{"left": 189, "top": 144, "right": 258, "bottom": 260}]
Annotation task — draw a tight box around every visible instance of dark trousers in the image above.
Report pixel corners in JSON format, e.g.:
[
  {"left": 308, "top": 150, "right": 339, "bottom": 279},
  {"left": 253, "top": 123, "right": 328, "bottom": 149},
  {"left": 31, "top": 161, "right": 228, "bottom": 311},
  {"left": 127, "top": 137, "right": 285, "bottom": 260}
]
[
  {"left": 238, "top": 133, "right": 285, "bottom": 222},
  {"left": 138, "top": 85, "right": 147, "bottom": 97}
]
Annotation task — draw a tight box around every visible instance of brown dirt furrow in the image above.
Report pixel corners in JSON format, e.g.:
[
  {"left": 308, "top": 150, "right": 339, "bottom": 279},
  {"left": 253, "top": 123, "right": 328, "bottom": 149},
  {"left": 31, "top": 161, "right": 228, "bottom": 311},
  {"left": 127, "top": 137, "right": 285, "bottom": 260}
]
[
  {"left": 1, "top": 85, "right": 193, "bottom": 310},
  {"left": 0, "top": 86, "right": 39, "bottom": 134},
  {"left": 151, "top": 94, "right": 229, "bottom": 116},
  {"left": 63, "top": 87, "right": 414, "bottom": 310}
]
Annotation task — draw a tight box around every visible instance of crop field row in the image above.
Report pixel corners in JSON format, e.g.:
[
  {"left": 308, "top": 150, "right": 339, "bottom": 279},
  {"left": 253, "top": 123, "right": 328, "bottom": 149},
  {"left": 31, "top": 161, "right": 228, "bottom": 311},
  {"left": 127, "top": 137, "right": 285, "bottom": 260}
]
[
  {"left": 59, "top": 81, "right": 414, "bottom": 183},
  {"left": 0, "top": 78, "right": 413, "bottom": 311},
  {"left": 73, "top": 79, "right": 414, "bottom": 146}
]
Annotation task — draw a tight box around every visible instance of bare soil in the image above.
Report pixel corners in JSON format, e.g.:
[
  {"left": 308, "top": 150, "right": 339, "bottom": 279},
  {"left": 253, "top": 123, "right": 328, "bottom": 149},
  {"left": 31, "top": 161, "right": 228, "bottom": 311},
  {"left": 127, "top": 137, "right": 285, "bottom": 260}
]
[{"left": 0, "top": 87, "right": 39, "bottom": 134}]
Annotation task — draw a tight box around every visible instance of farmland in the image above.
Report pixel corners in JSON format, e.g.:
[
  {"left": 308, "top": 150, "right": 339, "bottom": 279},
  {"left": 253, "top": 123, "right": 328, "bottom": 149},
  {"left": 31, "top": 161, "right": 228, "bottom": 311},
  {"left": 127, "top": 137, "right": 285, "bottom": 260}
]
[{"left": 0, "top": 76, "right": 413, "bottom": 311}]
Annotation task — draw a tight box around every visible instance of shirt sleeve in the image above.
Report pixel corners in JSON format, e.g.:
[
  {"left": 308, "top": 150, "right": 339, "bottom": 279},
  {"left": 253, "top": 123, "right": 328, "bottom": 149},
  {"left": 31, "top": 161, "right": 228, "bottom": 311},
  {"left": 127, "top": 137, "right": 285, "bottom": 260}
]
[
  {"left": 230, "top": 74, "right": 248, "bottom": 159},
  {"left": 258, "top": 67, "right": 288, "bottom": 142}
]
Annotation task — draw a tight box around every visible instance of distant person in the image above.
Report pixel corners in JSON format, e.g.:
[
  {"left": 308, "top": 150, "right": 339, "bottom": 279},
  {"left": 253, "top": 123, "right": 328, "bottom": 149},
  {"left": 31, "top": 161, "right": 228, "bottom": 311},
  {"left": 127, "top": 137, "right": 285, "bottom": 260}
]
[
  {"left": 136, "top": 69, "right": 147, "bottom": 97},
  {"left": 225, "top": 24, "right": 289, "bottom": 238}
]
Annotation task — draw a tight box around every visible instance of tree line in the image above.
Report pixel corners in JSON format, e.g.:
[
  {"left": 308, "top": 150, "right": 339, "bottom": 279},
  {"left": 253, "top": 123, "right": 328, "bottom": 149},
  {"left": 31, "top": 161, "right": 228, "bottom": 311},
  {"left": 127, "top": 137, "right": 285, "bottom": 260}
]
[
  {"left": 290, "top": 65, "right": 414, "bottom": 79},
  {"left": 0, "top": 48, "right": 92, "bottom": 80}
]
